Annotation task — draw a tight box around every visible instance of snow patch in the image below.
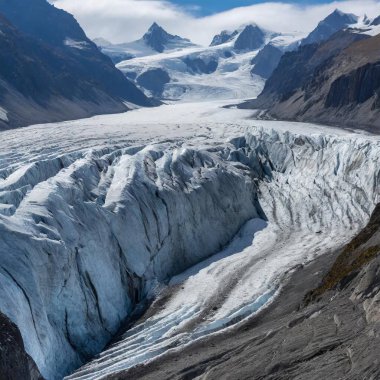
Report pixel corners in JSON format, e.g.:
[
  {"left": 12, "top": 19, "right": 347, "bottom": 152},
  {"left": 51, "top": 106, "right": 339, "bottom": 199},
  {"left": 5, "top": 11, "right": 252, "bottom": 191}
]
[
  {"left": 64, "top": 38, "right": 90, "bottom": 50},
  {"left": 0, "top": 106, "right": 8, "bottom": 122}
]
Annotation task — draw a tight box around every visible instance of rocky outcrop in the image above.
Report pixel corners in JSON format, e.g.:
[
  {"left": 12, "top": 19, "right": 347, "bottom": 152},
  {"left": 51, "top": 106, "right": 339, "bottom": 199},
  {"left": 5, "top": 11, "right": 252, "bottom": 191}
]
[
  {"left": 0, "top": 312, "right": 42, "bottom": 380},
  {"left": 136, "top": 68, "right": 170, "bottom": 96},
  {"left": 308, "top": 204, "right": 380, "bottom": 301},
  {"left": 234, "top": 25, "right": 265, "bottom": 51},
  {"left": 252, "top": 30, "right": 368, "bottom": 105},
  {"left": 183, "top": 56, "right": 219, "bottom": 74},
  {"left": 0, "top": 0, "right": 150, "bottom": 130},
  {"left": 210, "top": 30, "right": 238, "bottom": 47},
  {"left": 251, "top": 43, "right": 283, "bottom": 79}
]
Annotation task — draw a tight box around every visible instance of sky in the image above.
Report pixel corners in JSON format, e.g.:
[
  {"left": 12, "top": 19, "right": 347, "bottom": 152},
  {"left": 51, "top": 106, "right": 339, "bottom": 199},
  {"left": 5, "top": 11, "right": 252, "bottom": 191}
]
[
  {"left": 50, "top": 0, "right": 380, "bottom": 45},
  {"left": 167, "top": 0, "right": 331, "bottom": 15}
]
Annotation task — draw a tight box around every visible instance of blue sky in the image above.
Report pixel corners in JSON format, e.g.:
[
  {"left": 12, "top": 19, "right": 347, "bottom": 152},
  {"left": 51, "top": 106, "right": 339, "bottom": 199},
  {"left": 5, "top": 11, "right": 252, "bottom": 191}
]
[
  {"left": 171, "top": 0, "right": 329, "bottom": 15},
  {"left": 52, "top": 0, "right": 380, "bottom": 45}
]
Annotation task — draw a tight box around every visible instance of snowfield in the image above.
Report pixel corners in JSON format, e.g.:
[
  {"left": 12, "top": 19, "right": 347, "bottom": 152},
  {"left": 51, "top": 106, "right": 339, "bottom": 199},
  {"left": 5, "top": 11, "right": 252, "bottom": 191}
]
[
  {"left": 117, "top": 45, "right": 266, "bottom": 101},
  {"left": 113, "top": 27, "right": 301, "bottom": 103},
  {"left": 0, "top": 100, "right": 379, "bottom": 380}
]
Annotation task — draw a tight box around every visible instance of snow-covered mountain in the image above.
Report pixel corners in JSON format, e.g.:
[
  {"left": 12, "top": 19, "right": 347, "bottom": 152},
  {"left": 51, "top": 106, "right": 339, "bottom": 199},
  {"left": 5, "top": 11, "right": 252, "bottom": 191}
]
[
  {"left": 143, "top": 22, "right": 195, "bottom": 53},
  {"left": 301, "top": 9, "right": 358, "bottom": 46},
  {"left": 95, "top": 23, "right": 197, "bottom": 64},
  {"left": 95, "top": 10, "right": 379, "bottom": 104},
  {"left": 102, "top": 23, "right": 299, "bottom": 102},
  {"left": 233, "top": 24, "right": 268, "bottom": 51}
]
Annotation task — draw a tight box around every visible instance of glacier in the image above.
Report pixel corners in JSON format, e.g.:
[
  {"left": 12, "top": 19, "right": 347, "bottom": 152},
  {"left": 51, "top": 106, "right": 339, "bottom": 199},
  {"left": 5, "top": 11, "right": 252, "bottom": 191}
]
[{"left": 0, "top": 101, "right": 379, "bottom": 379}]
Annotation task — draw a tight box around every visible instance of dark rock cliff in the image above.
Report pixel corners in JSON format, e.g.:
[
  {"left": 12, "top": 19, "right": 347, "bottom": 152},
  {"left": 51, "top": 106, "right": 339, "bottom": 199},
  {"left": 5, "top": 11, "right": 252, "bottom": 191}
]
[
  {"left": 0, "top": 0, "right": 151, "bottom": 130},
  {"left": 0, "top": 312, "right": 42, "bottom": 380},
  {"left": 242, "top": 30, "right": 380, "bottom": 132}
]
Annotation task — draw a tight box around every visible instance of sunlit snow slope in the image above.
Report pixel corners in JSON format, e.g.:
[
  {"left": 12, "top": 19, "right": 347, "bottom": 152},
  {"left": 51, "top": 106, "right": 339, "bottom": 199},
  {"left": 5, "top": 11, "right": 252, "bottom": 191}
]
[{"left": 0, "top": 101, "right": 379, "bottom": 380}]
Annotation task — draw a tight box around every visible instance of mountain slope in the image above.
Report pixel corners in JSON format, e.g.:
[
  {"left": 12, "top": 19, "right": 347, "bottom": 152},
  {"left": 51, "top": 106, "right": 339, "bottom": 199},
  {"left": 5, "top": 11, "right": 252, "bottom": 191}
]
[
  {"left": 0, "top": 0, "right": 151, "bottom": 130},
  {"left": 242, "top": 29, "right": 380, "bottom": 132},
  {"left": 250, "top": 43, "right": 283, "bottom": 79},
  {"left": 107, "top": 23, "right": 289, "bottom": 102}
]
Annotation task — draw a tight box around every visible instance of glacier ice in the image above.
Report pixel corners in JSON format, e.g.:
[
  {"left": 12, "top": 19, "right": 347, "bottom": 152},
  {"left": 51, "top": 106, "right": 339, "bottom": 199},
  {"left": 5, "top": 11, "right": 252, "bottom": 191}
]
[{"left": 0, "top": 109, "right": 379, "bottom": 379}]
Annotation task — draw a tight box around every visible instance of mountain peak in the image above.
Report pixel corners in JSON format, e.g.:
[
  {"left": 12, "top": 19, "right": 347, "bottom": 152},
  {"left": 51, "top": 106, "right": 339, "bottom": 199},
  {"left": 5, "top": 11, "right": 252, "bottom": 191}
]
[
  {"left": 302, "top": 9, "right": 359, "bottom": 46},
  {"left": 332, "top": 8, "right": 345, "bottom": 16},
  {"left": 148, "top": 22, "right": 161, "bottom": 31},
  {"left": 234, "top": 24, "right": 265, "bottom": 51},
  {"left": 362, "top": 14, "right": 371, "bottom": 25},
  {"left": 326, "top": 9, "right": 358, "bottom": 23},
  {"left": 142, "top": 22, "right": 192, "bottom": 53}
]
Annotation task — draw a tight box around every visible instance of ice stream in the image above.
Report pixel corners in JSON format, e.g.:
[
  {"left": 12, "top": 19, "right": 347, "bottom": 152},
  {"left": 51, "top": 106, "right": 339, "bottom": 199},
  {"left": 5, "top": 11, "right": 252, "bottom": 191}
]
[{"left": 0, "top": 101, "right": 379, "bottom": 380}]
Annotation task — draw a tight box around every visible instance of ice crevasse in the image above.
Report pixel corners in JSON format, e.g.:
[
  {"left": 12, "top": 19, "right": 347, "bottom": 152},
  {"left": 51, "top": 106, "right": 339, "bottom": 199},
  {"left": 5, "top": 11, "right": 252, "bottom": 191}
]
[{"left": 0, "top": 127, "right": 379, "bottom": 379}]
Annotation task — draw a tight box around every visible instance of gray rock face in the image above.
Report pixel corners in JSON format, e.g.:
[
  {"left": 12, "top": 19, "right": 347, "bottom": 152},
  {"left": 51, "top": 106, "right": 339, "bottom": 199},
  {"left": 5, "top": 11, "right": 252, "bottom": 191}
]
[
  {"left": 136, "top": 68, "right": 170, "bottom": 96},
  {"left": 302, "top": 9, "right": 358, "bottom": 46},
  {"left": 251, "top": 44, "right": 283, "bottom": 79},
  {"left": 210, "top": 30, "right": 238, "bottom": 47},
  {"left": 183, "top": 57, "right": 219, "bottom": 74},
  {"left": 263, "top": 30, "right": 367, "bottom": 103},
  {"left": 143, "top": 22, "right": 191, "bottom": 53},
  {"left": 234, "top": 25, "right": 265, "bottom": 51},
  {"left": 325, "top": 62, "right": 380, "bottom": 108}
]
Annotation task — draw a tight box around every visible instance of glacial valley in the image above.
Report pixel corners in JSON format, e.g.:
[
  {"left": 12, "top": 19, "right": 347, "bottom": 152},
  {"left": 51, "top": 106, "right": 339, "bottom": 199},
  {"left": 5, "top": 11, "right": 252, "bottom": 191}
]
[{"left": 0, "top": 100, "right": 379, "bottom": 379}]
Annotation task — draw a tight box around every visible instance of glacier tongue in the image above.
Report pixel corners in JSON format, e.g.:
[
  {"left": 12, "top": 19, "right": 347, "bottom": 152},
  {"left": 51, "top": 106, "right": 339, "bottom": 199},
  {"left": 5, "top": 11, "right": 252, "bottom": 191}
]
[
  {"left": 0, "top": 107, "right": 379, "bottom": 379},
  {"left": 66, "top": 128, "right": 380, "bottom": 380}
]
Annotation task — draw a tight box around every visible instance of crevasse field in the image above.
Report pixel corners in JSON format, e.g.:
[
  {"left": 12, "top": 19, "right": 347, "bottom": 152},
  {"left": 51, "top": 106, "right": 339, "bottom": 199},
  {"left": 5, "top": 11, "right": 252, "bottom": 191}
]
[{"left": 0, "top": 100, "right": 379, "bottom": 379}]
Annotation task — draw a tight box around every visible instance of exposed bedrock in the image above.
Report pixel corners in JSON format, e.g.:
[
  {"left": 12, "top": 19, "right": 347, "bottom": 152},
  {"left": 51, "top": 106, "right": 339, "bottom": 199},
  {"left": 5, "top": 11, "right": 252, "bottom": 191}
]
[{"left": 0, "top": 128, "right": 379, "bottom": 379}]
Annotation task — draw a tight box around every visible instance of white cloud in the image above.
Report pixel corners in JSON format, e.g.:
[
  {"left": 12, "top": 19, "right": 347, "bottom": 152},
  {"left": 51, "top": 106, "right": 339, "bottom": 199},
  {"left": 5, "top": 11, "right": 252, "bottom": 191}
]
[{"left": 50, "top": 0, "right": 380, "bottom": 45}]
